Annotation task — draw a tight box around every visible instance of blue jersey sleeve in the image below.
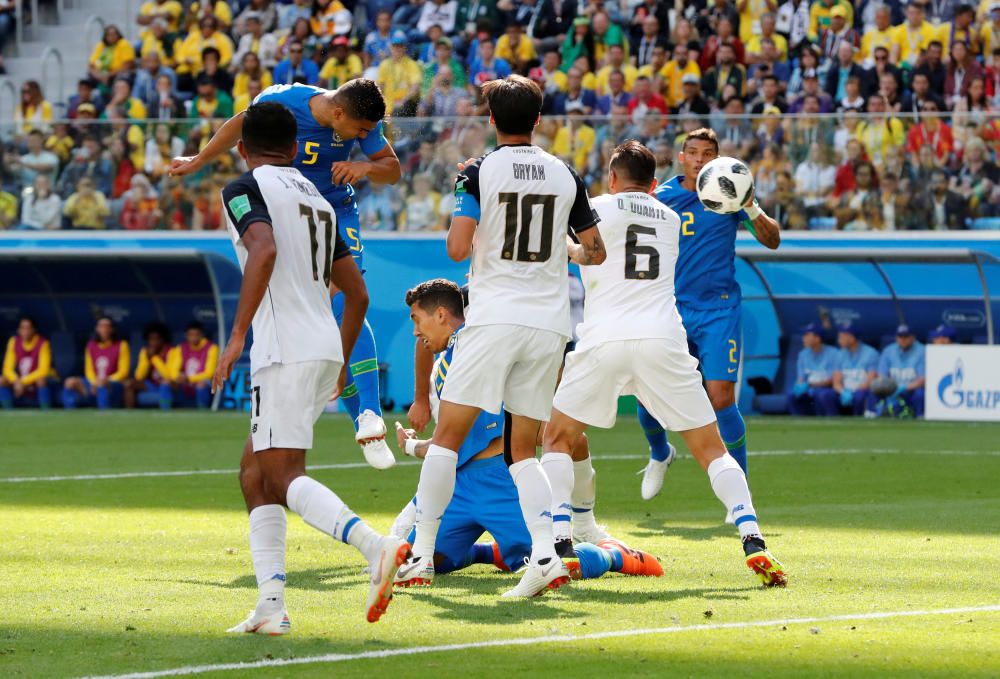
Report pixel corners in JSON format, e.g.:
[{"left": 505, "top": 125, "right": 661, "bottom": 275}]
[
  {"left": 359, "top": 121, "right": 389, "bottom": 156},
  {"left": 453, "top": 159, "right": 481, "bottom": 221}
]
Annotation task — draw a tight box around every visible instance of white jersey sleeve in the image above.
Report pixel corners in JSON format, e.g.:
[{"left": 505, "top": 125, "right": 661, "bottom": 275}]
[
  {"left": 574, "top": 192, "right": 685, "bottom": 348},
  {"left": 223, "top": 165, "right": 348, "bottom": 373},
  {"left": 453, "top": 144, "right": 599, "bottom": 338}
]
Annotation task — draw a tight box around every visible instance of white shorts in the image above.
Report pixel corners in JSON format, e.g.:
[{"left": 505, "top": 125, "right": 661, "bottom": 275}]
[
  {"left": 440, "top": 324, "right": 566, "bottom": 420},
  {"left": 250, "top": 359, "right": 341, "bottom": 452},
  {"left": 553, "top": 337, "right": 716, "bottom": 431}
]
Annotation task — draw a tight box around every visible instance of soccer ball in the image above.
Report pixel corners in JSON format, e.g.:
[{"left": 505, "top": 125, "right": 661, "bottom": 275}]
[{"left": 696, "top": 157, "right": 755, "bottom": 214}]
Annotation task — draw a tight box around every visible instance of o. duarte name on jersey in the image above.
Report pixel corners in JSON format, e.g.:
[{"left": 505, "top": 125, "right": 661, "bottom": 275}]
[
  {"left": 619, "top": 197, "right": 670, "bottom": 222},
  {"left": 513, "top": 163, "right": 546, "bottom": 180}
]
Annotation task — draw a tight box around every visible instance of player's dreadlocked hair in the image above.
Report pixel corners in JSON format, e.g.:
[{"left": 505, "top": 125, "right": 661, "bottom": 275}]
[
  {"left": 610, "top": 140, "right": 656, "bottom": 186},
  {"left": 683, "top": 127, "right": 719, "bottom": 154},
  {"left": 334, "top": 79, "right": 387, "bottom": 122},
  {"left": 481, "top": 75, "right": 542, "bottom": 136},
  {"left": 405, "top": 279, "right": 465, "bottom": 318}
]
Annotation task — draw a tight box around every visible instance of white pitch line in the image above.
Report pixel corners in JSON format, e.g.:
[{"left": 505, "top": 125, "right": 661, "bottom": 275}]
[
  {"left": 4, "top": 449, "right": 1000, "bottom": 484},
  {"left": 82, "top": 604, "right": 1000, "bottom": 679}
]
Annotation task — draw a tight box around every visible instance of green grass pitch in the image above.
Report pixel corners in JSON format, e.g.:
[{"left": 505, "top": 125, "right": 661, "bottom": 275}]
[{"left": 2, "top": 412, "right": 999, "bottom": 678}]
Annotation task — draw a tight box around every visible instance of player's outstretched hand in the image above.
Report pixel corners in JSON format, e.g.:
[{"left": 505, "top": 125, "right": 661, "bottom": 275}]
[
  {"left": 168, "top": 156, "right": 203, "bottom": 177},
  {"left": 395, "top": 421, "right": 418, "bottom": 456},
  {"left": 331, "top": 161, "right": 371, "bottom": 186},
  {"left": 407, "top": 398, "right": 431, "bottom": 432},
  {"left": 455, "top": 157, "right": 477, "bottom": 172},
  {"left": 213, "top": 335, "right": 245, "bottom": 394}
]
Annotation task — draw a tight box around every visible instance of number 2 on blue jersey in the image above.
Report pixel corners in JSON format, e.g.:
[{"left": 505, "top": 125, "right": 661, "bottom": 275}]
[{"left": 681, "top": 211, "right": 695, "bottom": 237}]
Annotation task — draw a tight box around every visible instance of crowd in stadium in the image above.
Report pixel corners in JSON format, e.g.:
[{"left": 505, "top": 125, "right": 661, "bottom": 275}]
[
  {"left": 2, "top": 0, "right": 1000, "bottom": 231},
  {"left": 0, "top": 314, "right": 220, "bottom": 410}
]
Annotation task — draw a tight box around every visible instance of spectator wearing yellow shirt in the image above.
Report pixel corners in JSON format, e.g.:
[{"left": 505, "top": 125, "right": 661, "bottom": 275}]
[
  {"left": 539, "top": 50, "right": 568, "bottom": 93},
  {"left": 320, "top": 36, "right": 363, "bottom": 88},
  {"left": 400, "top": 173, "right": 443, "bottom": 231},
  {"left": 551, "top": 102, "right": 596, "bottom": 175},
  {"left": 497, "top": 22, "right": 537, "bottom": 72},
  {"left": 0, "top": 316, "right": 54, "bottom": 410},
  {"left": 0, "top": 189, "right": 16, "bottom": 229},
  {"left": 137, "top": 0, "right": 183, "bottom": 36},
  {"left": 856, "top": 94, "right": 905, "bottom": 167},
  {"left": 808, "top": 0, "right": 853, "bottom": 41},
  {"left": 594, "top": 44, "right": 637, "bottom": 96},
  {"left": 140, "top": 18, "right": 181, "bottom": 68},
  {"left": 63, "top": 177, "right": 111, "bottom": 229},
  {"left": 186, "top": 0, "right": 233, "bottom": 31},
  {"left": 637, "top": 44, "right": 669, "bottom": 96},
  {"left": 859, "top": 5, "right": 895, "bottom": 66},
  {"left": 233, "top": 52, "right": 273, "bottom": 99},
  {"left": 46, "top": 124, "right": 76, "bottom": 165},
  {"left": 737, "top": 0, "right": 778, "bottom": 45},
  {"left": 164, "top": 321, "right": 218, "bottom": 409},
  {"left": 660, "top": 42, "right": 700, "bottom": 109},
  {"left": 89, "top": 25, "right": 137, "bottom": 88},
  {"left": 891, "top": 3, "right": 937, "bottom": 67},
  {"left": 14, "top": 80, "right": 54, "bottom": 134},
  {"left": 746, "top": 13, "right": 788, "bottom": 63},
  {"left": 103, "top": 78, "right": 149, "bottom": 121},
  {"left": 234, "top": 77, "right": 263, "bottom": 113},
  {"left": 175, "top": 16, "right": 234, "bottom": 86},
  {"left": 980, "top": 3, "right": 1000, "bottom": 53},
  {"left": 378, "top": 32, "right": 423, "bottom": 116},
  {"left": 125, "top": 322, "right": 172, "bottom": 409},
  {"left": 938, "top": 5, "right": 979, "bottom": 53}
]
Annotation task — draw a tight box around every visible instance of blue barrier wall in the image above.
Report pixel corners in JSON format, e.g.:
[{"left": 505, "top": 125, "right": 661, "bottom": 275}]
[{"left": 2, "top": 232, "right": 998, "bottom": 413}]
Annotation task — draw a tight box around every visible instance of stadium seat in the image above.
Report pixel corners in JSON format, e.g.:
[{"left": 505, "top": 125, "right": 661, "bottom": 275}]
[
  {"left": 971, "top": 218, "right": 1000, "bottom": 230},
  {"left": 50, "top": 332, "right": 79, "bottom": 381},
  {"left": 808, "top": 217, "right": 837, "bottom": 231},
  {"left": 751, "top": 335, "right": 796, "bottom": 415}
]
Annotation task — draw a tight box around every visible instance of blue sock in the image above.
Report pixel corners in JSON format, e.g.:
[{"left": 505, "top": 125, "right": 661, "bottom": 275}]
[
  {"left": 637, "top": 402, "right": 670, "bottom": 462},
  {"left": 0, "top": 385, "right": 12, "bottom": 409},
  {"left": 158, "top": 383, "right": 172, "bottom": 410},
  {"left": 469, "top": 543, "right": 495, "bottom": 565},
  {"left": 576, "top": 542, "right": 612, "bottom": 579},
  {"left": 37, "top": 384, "right": 51, "bottom": 410},
  {"left": 195, "top": 385, "right": 212, "bottom": 409},
  {"left": 62, "top": 387, "right": 78, "bottom": 409},
  {"left": 333, "top": 293, "right": 382, "bottom": 426},
  {"left": 96, "top": 385, "right": 111, "bottom": 410},
  {"left": 716, "top": 404, "right": 748, "bottom": 475}
]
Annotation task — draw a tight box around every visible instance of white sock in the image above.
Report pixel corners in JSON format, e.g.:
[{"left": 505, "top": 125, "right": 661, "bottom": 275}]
[
  {"left": 570, "top": 456, "right": 599, "bottom": 534},
  {"left": 509, "top": 458, "right": 557, "bottom": 563},
  {"left": 412, "top": 445, "right": 458, "bottom": 559},
  {"left": 285, "top": 475, "right": 381, "bottom": 562},
  {"left": 540, "top": 452, "right": 574, "bottom": 542},
  {"left": 707, "top": 454, "right": 762, "bottom": 540},
  {"left": 249, "top": 504, "right": 286, "bottom": 611}
]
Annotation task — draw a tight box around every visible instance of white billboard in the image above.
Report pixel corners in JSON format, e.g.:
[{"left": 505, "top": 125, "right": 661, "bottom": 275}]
[{"left": 925, "top": 345, "right": 1000, "bottom": 421}]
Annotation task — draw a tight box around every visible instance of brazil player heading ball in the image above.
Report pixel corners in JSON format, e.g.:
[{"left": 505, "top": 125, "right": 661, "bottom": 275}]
[
  {"left": 216, "top": 103, "right": 409, "bottom": 633},
  {"left": 171, "top": 79, "right": 400, "bottom": 471},
  {"left": 547, "top": 140, "right": 786, "bottom": 587},
  {"left": 396, "top": 75, "right": 607, "bottom": 598},
  {"left": 638, "top": 128, "right": 780, "bottom": 509}
]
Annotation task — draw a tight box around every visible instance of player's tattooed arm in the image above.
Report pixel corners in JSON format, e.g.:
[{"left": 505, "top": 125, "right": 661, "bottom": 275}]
[
  {"left": 751, "top": 213, "right": 781, "bottom": 250},
  {"left": 573, "top": 227, "right": 607, "bottom": 265}
]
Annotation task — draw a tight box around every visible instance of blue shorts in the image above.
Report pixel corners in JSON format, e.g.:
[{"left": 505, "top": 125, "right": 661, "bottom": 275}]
[
  {"left": 679, "top": 305, "right": 742, "bottom": 383},
  {"left": 411, "top": 454, "right": 531, "bottom": 573},
  {"left": 328, "top": 194, "right": 364, "bottom": 272}
]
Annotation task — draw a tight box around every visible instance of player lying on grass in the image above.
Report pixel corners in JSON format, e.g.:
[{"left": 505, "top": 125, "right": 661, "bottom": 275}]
[
  {"left": 637, "top": 128, "right": 780, "bottom": 509},
  {"left": 171, "top": 79, "right": 400, "bottom": 471},
  {"left": 214, "top": 102, "right": 409, "bottom": 634},
  {"left": 392, "top": 279, "right": 662, "bottom": 585},
  {"left": 543, "top": 141, "right": 786, "bottom": 587}
]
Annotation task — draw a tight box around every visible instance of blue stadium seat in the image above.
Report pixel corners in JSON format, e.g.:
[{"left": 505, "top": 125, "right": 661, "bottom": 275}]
[
  {"left": 50, "top": 332, "right": 79, "bottom": 381},
  {"left": 971, "top": 218, "right": 1000, "bottom": 230},
  {"left": 808, "top": 217, "right": 837, "bottom": 231},
  {"left": 751, "top": 335, "right": 798, "bottom": 414}
]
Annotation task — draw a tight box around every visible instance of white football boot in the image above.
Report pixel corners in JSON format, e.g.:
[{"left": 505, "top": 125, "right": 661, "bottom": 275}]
[
  {"left": 366, "top": 536, "right": 411, "bottom": 623},
  {"left": 639, "top": 443, "right": 677, "bottom": 500},
  {"left": 226, "top": 608, "right": 291, "bottom": 635},
  {"left": 356, "top": 410, "right": 396, "bottom": 470},
  {"left": 501, "top": 558, "right": 570, "bottom": 598},
  {"left": 394, "top": 554, "right": 435, "bottom": 587}
]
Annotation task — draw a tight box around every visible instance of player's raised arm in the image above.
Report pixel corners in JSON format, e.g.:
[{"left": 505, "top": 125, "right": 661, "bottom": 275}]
[
  {"left": 170, "top": 111, "right": 245, "bottom": 177},
  {"left": 743, "top": 195, "right": 781, "bottom": 250},
  {"left": 408, "top": 339, "right": 434, "bottom": 431},
  {"left": 447, "top": 161, "right": 481, "bottom": 261},
  {"left": 215, "top": 221, "right": 276, "bottom": 393}
]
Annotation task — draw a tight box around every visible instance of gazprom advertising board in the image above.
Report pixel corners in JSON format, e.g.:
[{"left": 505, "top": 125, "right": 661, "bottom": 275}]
[{"left": 926, "top": 345, "right": 1000, "bottom": 421}]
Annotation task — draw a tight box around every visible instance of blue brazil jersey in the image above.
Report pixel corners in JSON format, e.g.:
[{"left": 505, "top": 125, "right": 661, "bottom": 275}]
[
  {"left": 653, "top": 176, "right": 749, "bottom": 312},
  {"left": 254, "top": 84, "right": 389, "bottom": 256},
  {"left": 434, "top": 325, "right": 504, "bottom": 469}
]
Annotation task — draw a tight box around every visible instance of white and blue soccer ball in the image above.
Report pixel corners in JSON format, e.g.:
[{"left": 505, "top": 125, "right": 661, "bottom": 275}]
[{"left": 696, "top": 156, "right": 755, "bottom": 215}]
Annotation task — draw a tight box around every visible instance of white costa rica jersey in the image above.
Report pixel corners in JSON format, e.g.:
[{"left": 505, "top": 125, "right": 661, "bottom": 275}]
[
  {"left": 222, "top": 164, "right": 350, "bottom": 373},
  {"left": 575, "top": 192, "right": 685, "bottom": 349},
  {"left": 452, "top": 143, "right": 599, "bottom": 338}
]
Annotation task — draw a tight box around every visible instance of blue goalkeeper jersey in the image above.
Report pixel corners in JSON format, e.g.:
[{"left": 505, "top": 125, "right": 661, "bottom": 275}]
[
  {"left": 254, "top": 84, "right": 389, "bottom": 208},
  {"left": 434, "top": 325, "right": 504, "bottom": 469},
  {"left": 653, "top": 175, "right": 749, "bottom": 311}
]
